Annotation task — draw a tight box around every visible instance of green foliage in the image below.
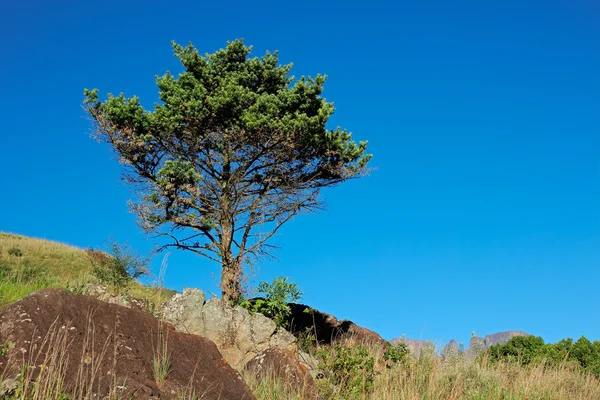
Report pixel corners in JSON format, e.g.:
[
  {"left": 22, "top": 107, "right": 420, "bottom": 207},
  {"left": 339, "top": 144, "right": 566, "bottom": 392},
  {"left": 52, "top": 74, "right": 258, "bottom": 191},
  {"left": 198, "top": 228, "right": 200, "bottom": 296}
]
[
  {"left": 0, "top": 342, "right": 10, "bottom": 357},
  {"left": 488, "top": 335, "right": 546, "bottom": 366},
  {"left": 0, "top": 262, "right": 48, "bottom": 285},
  {"left": 383, "top": 342, "right": 410, "bottom": 368},
  {"left": 7, "top": 247, "right": 23, "bottom": 257},
  {"left": 297, "top": 327, "right": 317, "bottom": 354},
  {"left": 316, "top": 344, "right": 375, "bottom": 399},
  {"left": 240, "top": 277, "right": 302, "bottom": 328},
  {"left": 88, "top": 240, "right": 149, "bottom": 290},
  {"left": 487, "top": 335, "right": 600, "bottom": 377},
  {"left": 153, "top": 327, "right": 171, "bottom": 387}
]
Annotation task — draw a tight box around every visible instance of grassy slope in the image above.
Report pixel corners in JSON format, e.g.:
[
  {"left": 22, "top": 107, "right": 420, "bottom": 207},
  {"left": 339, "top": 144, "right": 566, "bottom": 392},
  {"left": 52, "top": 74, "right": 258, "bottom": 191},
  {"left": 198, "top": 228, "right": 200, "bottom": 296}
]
[
  {"left": 2, "top": 232, "right": 600, "bottom": 399},
  {"left": 0, "top": 232, "right": 173, "bottom": 310}
]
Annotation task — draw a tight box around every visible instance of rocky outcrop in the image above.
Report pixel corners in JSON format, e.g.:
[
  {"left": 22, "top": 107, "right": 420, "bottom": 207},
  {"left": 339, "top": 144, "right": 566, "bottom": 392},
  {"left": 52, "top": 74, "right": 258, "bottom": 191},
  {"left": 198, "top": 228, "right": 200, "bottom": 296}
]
[
  {"left": 243, "top": 348, "right": 320, "bottom": 399},
  {"left": 161, "top": 288, "right": 296, "bottom": 370},
  {"left": 442, "top": 339, "right": 459, "bottom": 358},
  {"left": 285, "top": 303, "right": 387, "bottom": 348},
  {"left": 391, "top": 331, "right": 530, "bottom": 358},
  {"left": 390, "top": 338, "right": 436, "bottom": 357},
  {"left": 466, "top": 331, "right": 530, "bottom": 356},
  {"left": 0, "top": 289, "right": 255, "bottom": 399},
  {"left": 82, "top": 283, "right": 154, "bottom": 311}
]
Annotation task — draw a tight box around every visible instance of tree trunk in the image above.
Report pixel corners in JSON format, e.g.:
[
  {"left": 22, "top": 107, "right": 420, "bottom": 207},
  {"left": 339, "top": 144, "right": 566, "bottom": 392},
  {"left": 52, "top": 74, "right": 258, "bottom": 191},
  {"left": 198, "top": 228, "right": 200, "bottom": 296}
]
[{"left": 221, "top": 256, "right": 241, "bottom": 304}]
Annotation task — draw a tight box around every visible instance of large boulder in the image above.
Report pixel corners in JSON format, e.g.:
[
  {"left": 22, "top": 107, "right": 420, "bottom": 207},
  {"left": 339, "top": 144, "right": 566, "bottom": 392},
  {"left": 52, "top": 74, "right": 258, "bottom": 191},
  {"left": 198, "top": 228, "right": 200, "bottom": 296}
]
[
  {"left": 285, "top": 303, "right": 387, "bottom": 348},
  {"left": 0, "top": 289, "right": 255, "bottom": 399},
  {"left": 161, "top": 288, "right": 296, "bottom": 370}
]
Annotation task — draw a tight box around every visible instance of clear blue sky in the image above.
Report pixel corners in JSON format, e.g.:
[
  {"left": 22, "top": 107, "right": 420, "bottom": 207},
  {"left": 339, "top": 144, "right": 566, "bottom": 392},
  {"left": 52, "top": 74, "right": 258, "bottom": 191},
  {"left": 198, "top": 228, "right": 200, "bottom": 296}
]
[{"left": 1, "top": 0, "right": 598, "bottom": 347}]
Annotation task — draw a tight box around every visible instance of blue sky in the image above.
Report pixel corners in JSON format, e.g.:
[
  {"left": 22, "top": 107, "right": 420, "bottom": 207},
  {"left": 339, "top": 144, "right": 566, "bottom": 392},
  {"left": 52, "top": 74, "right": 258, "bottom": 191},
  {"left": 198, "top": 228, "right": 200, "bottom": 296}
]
[{"left": 1, "top": 0, "right": 598, "bottom": 347}]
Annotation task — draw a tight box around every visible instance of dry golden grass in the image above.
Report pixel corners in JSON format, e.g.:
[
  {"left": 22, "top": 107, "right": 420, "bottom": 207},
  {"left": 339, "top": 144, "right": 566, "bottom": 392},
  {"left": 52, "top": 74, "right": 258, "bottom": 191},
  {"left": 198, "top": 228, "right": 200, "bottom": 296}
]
[
  {"left": 268, "top": 338, "right": 600, "bottom": 400},
  {"left": 371, "top": 355, "right": 600, "bottom": 400},
  {"left": 0, "top": 314, "right": 123, "bottom": 399}
]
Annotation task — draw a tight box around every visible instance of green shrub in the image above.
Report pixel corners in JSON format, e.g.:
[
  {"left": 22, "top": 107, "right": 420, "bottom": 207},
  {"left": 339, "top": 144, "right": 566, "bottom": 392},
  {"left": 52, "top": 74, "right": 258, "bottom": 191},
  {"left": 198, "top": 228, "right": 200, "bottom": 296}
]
[
  {"left": 88, "top": 240, "right": 149, "bottom": 290},
  {"left": 7, "top": 247, "right": 23, "bottom": 257},
  {"left": 383, "top": 341, "right": 410, "bottom": 368},
  {"left": 488, "top": 335, "right": 546, "bottom": 366},
  {"left": 240, "top": 277, "right": 302, "bottom": 328},
  {"left": 316, "top": 344, "right": 375, "bottom": 399},
  {"left": 487, "top": 335, "right": 600, "bottom": 377}
]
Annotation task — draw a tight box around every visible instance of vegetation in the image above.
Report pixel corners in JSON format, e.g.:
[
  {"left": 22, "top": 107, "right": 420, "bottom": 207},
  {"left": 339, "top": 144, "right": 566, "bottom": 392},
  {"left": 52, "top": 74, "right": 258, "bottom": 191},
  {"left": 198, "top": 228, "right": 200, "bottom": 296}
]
[
  {"left": 88, "top": 239, "right": 149, "bottom": 291},
  {"left": 316, "top": 343, "right": 376, "bottom": 398},
  {"left": 152, "top": 324, "right": 171, "bottom": 387},
  {"left": 0, "top": 232, "right": 173, "bottom": 312},
  {"left": 245, "top": 338, "right": 600, "bottom": 399},
  {"left": 240, "top": 276, "right": 302, "bottom": 328},
  {"left": 84, "top": 39, "right": 371, "bottom": 304},
  {"left": 0, "top": 316, "right": 124, "bottom": 400},
  {"left": 3, "top": 233, "right": 600, "bottom": 399},
  {"left": 0, "top": 233, "right": 92, "bottom": 309},
  {"left": 487, "top": 334, "right": 600, "bottom": 377}
]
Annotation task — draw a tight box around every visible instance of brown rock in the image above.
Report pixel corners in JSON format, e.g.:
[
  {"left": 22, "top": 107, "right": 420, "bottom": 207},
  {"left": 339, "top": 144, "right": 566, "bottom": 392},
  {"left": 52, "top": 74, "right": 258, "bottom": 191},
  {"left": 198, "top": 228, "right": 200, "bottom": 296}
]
[
  {"left": 244, "top": 348, "right": 320, "bottom": 399},
  {"left": 0, "top": 289, "right": 255, "bottom": 399}
]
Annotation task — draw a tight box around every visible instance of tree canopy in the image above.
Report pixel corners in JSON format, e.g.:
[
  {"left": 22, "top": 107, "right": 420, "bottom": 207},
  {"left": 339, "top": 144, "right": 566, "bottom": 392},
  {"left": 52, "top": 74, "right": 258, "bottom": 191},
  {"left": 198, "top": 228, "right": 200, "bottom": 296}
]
[{"left": 84, "top": 39, "right": 371, "bottom": 303}]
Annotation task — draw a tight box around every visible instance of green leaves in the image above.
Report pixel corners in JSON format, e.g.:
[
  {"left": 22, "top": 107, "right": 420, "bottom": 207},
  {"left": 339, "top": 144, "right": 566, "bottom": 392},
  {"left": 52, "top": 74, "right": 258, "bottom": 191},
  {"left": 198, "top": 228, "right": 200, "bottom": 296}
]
[
  {"left": 487, "top": 334, "right": 600, "bottom": 377},
  {"left": 240, "top": 276, "right": 302, "bottom": 328}
]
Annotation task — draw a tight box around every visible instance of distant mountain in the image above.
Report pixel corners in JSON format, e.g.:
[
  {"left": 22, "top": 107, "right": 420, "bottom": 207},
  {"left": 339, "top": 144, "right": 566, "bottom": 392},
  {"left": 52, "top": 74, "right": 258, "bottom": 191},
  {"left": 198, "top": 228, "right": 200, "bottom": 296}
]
[
  {"left": 391, "top": 331, "right": 530, "bottom": 357},
  {"left": 466, "top": 331, "right": 530, "bottom": 356},
  {"left": 390, "top": 338, "right": 436, "bottom": 356}
]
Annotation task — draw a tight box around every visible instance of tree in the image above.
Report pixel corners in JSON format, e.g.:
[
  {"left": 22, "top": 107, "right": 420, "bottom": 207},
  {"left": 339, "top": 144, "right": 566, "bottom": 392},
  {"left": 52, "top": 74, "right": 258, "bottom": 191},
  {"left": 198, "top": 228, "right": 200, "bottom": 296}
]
[{"left": 84, "top": 40, "right": 371, "bottom": 304}]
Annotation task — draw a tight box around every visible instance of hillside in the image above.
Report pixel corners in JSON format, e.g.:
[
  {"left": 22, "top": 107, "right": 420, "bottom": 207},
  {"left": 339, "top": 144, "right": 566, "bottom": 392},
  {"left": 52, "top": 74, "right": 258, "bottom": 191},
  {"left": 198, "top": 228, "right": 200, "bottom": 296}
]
[
  {"left": 3, "top": 233, "right": 600, "bottom": 399},
  {"left": 0, "top": 232, "right": 172, "bottom": 310}
]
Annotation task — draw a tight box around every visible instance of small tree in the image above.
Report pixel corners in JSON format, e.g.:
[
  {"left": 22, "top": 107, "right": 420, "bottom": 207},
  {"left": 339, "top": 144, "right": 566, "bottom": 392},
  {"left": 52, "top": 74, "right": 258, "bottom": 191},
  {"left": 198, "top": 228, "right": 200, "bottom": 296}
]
[
  {"left": 84, "top": 40, "right": 371, "bottom": 304},
  {"left": 88, "top": 240, "right": 149, "bottom": 290},
  {"left": 241, "top": 276, "right": 302, "bottom": 327}
]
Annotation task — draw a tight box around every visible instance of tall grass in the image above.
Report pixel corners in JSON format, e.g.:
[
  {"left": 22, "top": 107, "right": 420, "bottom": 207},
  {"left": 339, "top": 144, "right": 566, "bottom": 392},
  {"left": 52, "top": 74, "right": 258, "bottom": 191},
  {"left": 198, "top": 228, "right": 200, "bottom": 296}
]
[
  {"left": 247, "top": 338, "right": 600, "bottom": 400},
  {"left": 0, "top": 233, "right": 94, "bottom": 308},
  {"left": 1, "top": 314, "right": 123, "bottom": 399},
  {"left": 371, "top": 354, "right": 600, "bottom": 400}
]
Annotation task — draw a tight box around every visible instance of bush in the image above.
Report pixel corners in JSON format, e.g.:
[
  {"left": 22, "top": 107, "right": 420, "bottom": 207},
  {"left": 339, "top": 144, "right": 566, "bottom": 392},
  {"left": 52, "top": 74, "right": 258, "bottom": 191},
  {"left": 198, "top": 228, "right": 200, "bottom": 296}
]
[
  {"left": 7, "top": 247, "right": 23, "bottom": 257},
  {"left": 487, "top": 335, "right": 600, "bottom": 377},
  {"left": 88, "top": 240, "right": 149, "bottom": 290},
  {"left": 240, "top": 277, "right": 302, "bottom": 328},
  {"left": 383, "top": 342, "right": 410, "bottom": 368},
  {"left": 488, "top": 335, "right": 546, "bottom": 366},
  {"left": 316, "top": 344, "right": 375, "bottom": 399}
]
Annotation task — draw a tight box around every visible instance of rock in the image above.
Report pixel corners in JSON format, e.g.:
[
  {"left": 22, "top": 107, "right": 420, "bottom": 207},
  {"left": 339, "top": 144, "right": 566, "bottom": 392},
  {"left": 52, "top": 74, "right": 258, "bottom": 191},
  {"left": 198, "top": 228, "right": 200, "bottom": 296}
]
[
  {"left": 285, "top": 303, "right": 387, "bottom": 348},
  {"left": 244, "top": 348, "right": 320, "bottom": 399},
  {"left": 442, "top": 339, "right": 460, "bottom": 359},
  {"left": 161, "top": 288, "right": 296, "bottom": 370},
  {"left": 465, "top": 331, "right": 530, "bottom": 357},
  {"left": 82, "top": 284, "right": 152, "bottom": 312},
  {"left": 270, "top": 328, "right": 297, "bottom": 348},
  {"left": 0, "top": 289, "right": 255, "bottom": 400},
  {"left": 298, "top": 350, "right": 321, "bottom": 378},
  {"left": 390, "top": 338, "right": 436, "bottom": 358},
  {"left": 161, "top": 288, "right": 207, "bottom": 333}
]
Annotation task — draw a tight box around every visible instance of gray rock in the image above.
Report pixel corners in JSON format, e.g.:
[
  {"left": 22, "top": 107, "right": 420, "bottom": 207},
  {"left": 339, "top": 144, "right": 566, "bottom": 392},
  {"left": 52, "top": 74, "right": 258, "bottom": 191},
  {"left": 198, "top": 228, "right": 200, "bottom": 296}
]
[{"left": 160, "top": 288, "right": 296, "bottom": 370}]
